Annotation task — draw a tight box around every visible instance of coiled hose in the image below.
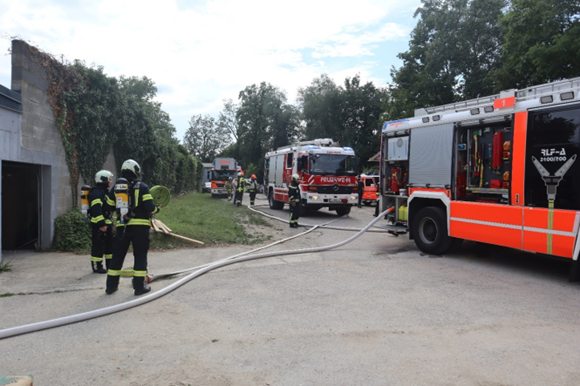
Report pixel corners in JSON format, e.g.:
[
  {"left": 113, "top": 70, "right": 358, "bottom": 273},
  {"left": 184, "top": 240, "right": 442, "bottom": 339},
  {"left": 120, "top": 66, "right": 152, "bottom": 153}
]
[
  {"left": 150, "top": 185, "right": 171, "bottom": 207},
  {"left": 0, "top": 207, "right": 393, "bottom": 340}
]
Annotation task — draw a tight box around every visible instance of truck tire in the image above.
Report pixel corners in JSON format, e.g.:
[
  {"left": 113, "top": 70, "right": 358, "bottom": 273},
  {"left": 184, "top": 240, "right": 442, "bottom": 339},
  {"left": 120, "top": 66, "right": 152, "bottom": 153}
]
[
  {"left": 412, "top": 206, "right": 454, "bottom": 255},
  {"left": 269, "top": 191, "right": 284, "bottom": 210},
  {"left": 336, "top": 205, "right": 351, "bottom": 216}
]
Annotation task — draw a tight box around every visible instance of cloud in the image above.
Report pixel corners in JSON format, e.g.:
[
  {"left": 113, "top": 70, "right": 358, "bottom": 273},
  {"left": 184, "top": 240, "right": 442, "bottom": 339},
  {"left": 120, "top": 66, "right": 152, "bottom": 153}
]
[{"left": 0, "top": 0, "right": 419, "bottom": 140}]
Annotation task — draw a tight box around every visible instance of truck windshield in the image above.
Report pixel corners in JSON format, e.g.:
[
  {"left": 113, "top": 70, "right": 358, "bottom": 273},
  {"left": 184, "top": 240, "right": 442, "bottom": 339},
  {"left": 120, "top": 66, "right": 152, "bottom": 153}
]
[
  {"left": 309, "top": 154, "right": 357, "bottom": 176},
  {"left": 212, "top": 170, "right": 236, "bottom": 180}
]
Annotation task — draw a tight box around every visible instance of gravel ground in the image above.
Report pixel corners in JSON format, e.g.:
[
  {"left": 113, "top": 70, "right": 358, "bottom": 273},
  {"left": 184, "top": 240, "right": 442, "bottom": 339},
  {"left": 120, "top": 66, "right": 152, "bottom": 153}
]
[{"left": 2, "top": 196, "right": 580, "bottom": 385}]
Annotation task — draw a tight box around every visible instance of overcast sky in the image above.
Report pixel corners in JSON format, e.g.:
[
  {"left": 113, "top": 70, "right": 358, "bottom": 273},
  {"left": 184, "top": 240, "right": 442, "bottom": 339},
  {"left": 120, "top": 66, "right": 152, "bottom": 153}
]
[{"left": 0, "top": 0, "right": 421, "bottom": 141}]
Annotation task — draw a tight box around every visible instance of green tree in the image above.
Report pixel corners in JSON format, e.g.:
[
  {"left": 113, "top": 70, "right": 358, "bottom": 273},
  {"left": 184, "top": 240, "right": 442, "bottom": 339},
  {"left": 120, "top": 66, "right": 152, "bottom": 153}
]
[
  {"left": 299, "top": 74, "right": 387, "bottom": 171},
  {"left": 184, "top": 114, "right": 232, "bottom": 162},
  {"left": 297, "top": 74, "right": 341, "bottom": 140},
  {"left": 236, "top": 82, "right": 299, "bottom": 180},
  {"left": 494, "top": 0, "right": 580, "bottom": 90},
  {"left": 338, "top": 75, "right": 387, "bottom": 170},
  {"left": 387, "top": 0, "right": 505, "bottom": 120},
  {"left": 218, "top": 99, "right": 239, "bottom": 142}
]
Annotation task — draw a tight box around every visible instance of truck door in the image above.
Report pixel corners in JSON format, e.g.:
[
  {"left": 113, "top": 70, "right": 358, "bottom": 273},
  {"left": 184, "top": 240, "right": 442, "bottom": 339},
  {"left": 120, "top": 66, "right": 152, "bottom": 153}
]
[{"left": 522, "top": 104, "right": 580, "bottom": 258}]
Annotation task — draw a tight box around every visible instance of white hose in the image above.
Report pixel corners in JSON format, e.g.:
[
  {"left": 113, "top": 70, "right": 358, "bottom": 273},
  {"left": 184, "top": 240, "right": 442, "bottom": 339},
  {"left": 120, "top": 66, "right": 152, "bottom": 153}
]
[{"left": 0, "top": 207, "right": 392, "bottom": 340}]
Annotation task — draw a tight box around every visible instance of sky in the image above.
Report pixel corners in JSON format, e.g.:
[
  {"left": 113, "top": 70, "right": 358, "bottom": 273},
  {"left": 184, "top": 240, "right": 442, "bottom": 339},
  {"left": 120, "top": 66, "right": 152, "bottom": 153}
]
[{"left": 0, "top": 0, "right": 422, "bottom": 142}]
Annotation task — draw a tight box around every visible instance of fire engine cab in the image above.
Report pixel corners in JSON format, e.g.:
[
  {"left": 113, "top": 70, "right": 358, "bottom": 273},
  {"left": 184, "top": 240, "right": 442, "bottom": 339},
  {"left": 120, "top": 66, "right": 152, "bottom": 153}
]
[
  {"left": 264, "top": 138, "right": 358, "bottom": 216},
  {"left": 379, "top": 77, "right": 580, "bottom": 280}
]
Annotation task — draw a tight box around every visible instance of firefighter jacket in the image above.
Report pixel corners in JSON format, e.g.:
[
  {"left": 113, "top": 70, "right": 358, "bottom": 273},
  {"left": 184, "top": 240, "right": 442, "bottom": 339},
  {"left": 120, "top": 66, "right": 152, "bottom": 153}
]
[
  {"left": 236, "top": 176, "right": 246, "bottom": 192},
  {"left": 288, "top": 180, "right": 300, "bottom": 203},
  {"left": 89, "top": 184, "right": 113, "bottom": 228},
  {"left": 225, "top": 181, "right": 233, "bottom": 192},
  {"left": 105, "top": 179, "right": 159, "bottom": 228},
  {"left": 248, "top": 180, "right": 258, "bottom": 193}
]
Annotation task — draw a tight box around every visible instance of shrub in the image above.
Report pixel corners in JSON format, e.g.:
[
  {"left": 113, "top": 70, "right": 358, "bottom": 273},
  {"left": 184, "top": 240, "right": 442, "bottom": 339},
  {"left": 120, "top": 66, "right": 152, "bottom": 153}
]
[{"left": 53, "top": 208, "right": 92, "bottom": 253}]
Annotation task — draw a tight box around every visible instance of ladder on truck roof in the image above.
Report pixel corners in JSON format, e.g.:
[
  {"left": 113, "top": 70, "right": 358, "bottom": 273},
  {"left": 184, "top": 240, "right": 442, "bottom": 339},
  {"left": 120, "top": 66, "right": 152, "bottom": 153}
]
[
  {"left": 271, "top": 138, "right": 336, "bottom": 152},
  {"left": 414, "top": 77, "right": 580, "bottom": 118}
]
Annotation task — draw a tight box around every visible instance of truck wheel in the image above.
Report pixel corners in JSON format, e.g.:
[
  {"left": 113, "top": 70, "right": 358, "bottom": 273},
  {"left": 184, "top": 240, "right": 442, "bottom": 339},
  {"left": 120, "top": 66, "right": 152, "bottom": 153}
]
[
  {"left": 336, "top": 205, "right": 351, "bottom": 216},
  {"left": 269, "top": 191, "right": 284, "bottom": 210},
  {"left": 412, "top": 206, "right": 454, "bottom": 255}
]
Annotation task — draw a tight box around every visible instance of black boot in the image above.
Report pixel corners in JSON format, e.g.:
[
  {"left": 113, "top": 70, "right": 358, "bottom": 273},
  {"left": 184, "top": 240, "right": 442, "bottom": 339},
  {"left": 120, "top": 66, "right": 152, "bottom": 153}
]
[
  {"left": 133, "top": 277, "right": 151, "bottom": 296},
  {"left": 106, "top": 275, "right": 119, "bottom": 294},
  {"left": 92, "top": 261, "right": 107, "bottom": 274}
]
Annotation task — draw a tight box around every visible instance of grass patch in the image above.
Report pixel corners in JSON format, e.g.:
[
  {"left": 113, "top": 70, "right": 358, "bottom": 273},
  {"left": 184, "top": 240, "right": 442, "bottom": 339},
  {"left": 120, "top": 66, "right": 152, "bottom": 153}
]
[
  {"left": 0, "top": 262, "right": 12, "bottom": 273},
  {"left": 150, "top": 193, "right": 271, "bottom": 250}
]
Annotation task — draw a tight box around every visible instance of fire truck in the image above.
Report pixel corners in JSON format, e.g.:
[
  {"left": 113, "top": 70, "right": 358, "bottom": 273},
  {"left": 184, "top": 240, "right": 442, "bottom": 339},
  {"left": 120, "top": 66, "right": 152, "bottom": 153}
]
[
  {"left": 360, "top": 173, "right": 379, "bottom": 205},
  {"left": 264, "top": 138, "right": 358, "bottom": 216},
  {"left": 210, "top": 158, "right": 237, "bottom": 198},
  {"left": 379, "top": 77, "right": 580, "bottom": 280}
]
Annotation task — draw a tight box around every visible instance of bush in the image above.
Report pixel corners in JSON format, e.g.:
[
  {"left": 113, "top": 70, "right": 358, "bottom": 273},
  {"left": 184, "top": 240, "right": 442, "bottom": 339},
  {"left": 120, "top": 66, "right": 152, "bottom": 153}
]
[{"left": 53, "top": 208, "right": 92, "bottom": 253}]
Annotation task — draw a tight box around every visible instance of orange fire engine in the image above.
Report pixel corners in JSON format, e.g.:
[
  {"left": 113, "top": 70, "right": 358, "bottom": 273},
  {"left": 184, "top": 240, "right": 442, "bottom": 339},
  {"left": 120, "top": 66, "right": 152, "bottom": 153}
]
[{"left": 379, "top": 77, "right": 580, "bottom": 280}]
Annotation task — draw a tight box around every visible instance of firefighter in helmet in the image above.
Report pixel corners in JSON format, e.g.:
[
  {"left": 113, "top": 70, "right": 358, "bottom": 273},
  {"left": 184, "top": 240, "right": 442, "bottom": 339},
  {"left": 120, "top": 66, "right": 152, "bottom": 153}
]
[
  {"left": 234, "top": 171, "right": 246, "bottom": 207},
  {"left": 89, "top": 170, "right": 114, "bottom": 273},
  {"left": 225, "top": 176, "right": 233, "bottom": 202},
  {"left": 288, "top": 173, "right": 301, "bottom": 228},
  {"left": 104, "top": 159, "right": 160, "bottom": 296},
  {"left": 248, "top": 174, "right": 258, "bottom": 206}
]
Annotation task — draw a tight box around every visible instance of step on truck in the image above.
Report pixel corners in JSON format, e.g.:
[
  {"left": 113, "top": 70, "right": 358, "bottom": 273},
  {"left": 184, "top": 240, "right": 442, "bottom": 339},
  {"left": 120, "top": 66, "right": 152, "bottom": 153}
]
[
  {"left": 378, "top": 77, "right": 580, "bottom": 280},
  {"left": 264, "top": 138, "right": 358, "bottom": 216},
  {"left": 210, "top": 158, "right": 237, "bottom": 198}
]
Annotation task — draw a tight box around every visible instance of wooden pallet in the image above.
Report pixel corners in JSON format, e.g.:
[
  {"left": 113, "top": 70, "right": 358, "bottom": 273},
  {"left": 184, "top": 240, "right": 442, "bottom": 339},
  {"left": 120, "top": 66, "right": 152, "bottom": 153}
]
[{"left": 152, "top": 219, "right": 204, "bottom": 245}]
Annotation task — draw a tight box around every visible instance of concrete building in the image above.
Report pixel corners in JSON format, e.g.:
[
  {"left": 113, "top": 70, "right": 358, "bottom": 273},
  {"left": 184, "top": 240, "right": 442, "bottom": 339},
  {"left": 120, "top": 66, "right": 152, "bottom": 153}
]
[{"left": 0, "top": 40, "right": 114, "bottom": 263}]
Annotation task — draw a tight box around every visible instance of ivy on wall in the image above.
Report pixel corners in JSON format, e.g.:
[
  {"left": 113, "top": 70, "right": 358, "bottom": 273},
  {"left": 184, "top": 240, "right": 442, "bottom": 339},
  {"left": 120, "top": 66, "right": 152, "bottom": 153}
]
[{"left": 18, "top": 41, "right": 200, "bottom": 205}]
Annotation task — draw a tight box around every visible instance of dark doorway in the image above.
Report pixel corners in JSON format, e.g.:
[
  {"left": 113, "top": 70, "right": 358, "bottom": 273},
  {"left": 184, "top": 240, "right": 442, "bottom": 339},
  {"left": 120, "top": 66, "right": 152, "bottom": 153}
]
[{"left": 2, "top": 161, "right": 40, "bottom": 250}]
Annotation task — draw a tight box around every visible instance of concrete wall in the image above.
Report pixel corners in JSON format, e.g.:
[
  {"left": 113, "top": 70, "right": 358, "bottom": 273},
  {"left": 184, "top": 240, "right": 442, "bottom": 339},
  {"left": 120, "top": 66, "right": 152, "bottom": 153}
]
[{"left": 1, "top": 40, "right": 117, "bottom": 261}]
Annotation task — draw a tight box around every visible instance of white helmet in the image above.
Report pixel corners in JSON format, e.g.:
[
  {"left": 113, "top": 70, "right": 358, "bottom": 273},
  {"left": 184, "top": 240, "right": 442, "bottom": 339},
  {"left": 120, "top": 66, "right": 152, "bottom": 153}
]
[
  {"left": 237, "top": 172, "right": 242, "bottom": 177},
  {"left": 121, "top": 159, "right": 141, "bottom": 177},
  {"left": 292, "top": 174, "right": 299, "bottom": 180},
  {"left": 95, "top": 170, "right": 113, "bottom": 184}
]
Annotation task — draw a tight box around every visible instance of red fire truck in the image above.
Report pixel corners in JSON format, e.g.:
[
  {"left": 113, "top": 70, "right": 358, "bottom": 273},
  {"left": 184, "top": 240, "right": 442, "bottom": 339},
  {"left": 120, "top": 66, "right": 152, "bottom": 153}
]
[
  {"left": 264, "top": 138, "right": 358, "bottom": 216},
  {"left": 379, "top": 77, "right": 580, "bottom": 280}
]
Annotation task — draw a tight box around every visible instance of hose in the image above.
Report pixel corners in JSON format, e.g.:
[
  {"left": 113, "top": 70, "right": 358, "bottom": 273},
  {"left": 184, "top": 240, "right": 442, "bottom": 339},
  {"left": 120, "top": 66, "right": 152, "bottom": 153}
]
[
  {"left": 150, "top": 185, "right": 171, "bottom": 207},
  {"left": 0, "top": 207, "right": 392, "bottom": 340}
]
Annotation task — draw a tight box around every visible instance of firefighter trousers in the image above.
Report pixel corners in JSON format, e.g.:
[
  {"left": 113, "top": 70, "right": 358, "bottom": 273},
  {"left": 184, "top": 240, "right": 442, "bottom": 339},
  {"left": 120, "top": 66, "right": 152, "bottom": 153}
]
[
  {"left": 106, "top": 225, "right": 150, "bottom": 290},
  {"left": 91, "top": 224, "right": 113, "bottom": 269},
  {"left": 289, "top": 201, "right": 300, "bottom": 227},
  {"left": 235, "top": 190, "right": 243, "bottom": 206},
  {"left": 249, "top": 192, "right": 256, "bottom": 205}
]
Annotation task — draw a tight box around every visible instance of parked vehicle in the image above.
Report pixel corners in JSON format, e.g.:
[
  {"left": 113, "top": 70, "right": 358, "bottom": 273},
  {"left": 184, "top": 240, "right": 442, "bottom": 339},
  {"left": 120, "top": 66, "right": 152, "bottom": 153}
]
[
  {"left": 360, "top": 173, "right": 379, "bottom": 205},
  {"left": 209, "top": 158, "right": 237, "bottom": 198},
  {"left": 264, "top": 138, "right": 358, "bottom": 216},
  {"left": 378, "top": 77, "right": 580, "bottom": 280}
]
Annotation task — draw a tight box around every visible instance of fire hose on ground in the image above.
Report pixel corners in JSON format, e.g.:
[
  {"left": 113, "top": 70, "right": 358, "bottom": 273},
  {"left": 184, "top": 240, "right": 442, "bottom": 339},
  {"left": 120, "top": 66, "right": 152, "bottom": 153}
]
[{"left": 0, "top": 204, "right": 394, "bottom": 340}]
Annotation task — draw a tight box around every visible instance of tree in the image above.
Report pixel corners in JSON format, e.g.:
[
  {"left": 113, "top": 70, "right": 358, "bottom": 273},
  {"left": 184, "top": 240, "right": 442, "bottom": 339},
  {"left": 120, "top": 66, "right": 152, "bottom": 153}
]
[
  {"left": 387, "top": 0, "right": 505, "bottom": 120},
  {"left": 183, "top": 114, "right": 232, "bottom": 162},
  {"left": 493, "top": 0, "right": 580, "bottom": 90},
  {"left": 236, "top": 82, "right": 300, "bottom": 180},
  {"left": 299, "top": 74, "right": 387, "bottom": 171},
  {"left": 338, "top": 75, "right": 387, "bottom": 170},
  {"left": 297, "top": 74, "right": 342, "bottom": 140},
  {"left": 217, "top": 99, "right": 239, "bottom": 142}
]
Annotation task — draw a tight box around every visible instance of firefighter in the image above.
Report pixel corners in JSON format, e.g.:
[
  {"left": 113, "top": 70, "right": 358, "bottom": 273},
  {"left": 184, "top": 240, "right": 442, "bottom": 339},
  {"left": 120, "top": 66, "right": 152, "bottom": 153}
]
[
  {"left": 248, "top": 174, "right": 258, "bottom": 205},
  {"left": 105, "top": 159, "right": 160, "bottom": 296},
  {"left": 288, "top": 173, "right": 300, "bottom": 228},
  {"left": 89, "top": 170, "right": 114, "bottom": 273},
  {"left": 225, "top": 177, "right": 233, "bottom": 201},
  {"left": 235, "top": 172, "right": 246, "bottom": 207},
  {"left": 357, "top": 175, "right": 364, "bottom": 208}
]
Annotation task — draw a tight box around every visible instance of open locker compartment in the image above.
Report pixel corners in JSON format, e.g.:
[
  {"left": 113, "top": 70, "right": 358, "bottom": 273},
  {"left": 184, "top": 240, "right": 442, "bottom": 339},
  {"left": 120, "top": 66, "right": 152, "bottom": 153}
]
[{"left": 454, "top": 121, "right": 513, "bottom": 204}]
